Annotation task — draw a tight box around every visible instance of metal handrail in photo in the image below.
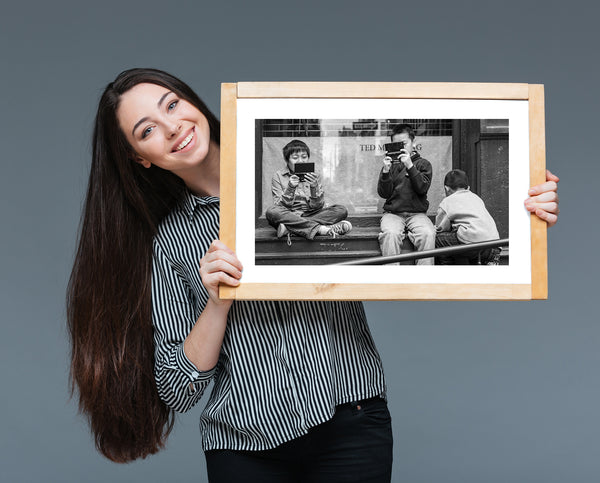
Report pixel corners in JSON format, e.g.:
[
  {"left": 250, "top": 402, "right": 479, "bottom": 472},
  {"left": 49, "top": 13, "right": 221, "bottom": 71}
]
[{"left": 336, "top": 238, "right": 509, "bottom": 266}]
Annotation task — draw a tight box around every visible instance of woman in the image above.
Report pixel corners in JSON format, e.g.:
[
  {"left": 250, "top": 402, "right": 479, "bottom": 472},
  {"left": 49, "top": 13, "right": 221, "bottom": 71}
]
[{"left": 67, "top": 68, "right": 559, "bottom": 482}]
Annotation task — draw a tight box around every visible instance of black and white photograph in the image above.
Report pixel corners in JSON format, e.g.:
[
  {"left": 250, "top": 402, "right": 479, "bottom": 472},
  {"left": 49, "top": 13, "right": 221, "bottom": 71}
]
[{"left": 254, "top": 118, "right": 509, "bottom": 267}]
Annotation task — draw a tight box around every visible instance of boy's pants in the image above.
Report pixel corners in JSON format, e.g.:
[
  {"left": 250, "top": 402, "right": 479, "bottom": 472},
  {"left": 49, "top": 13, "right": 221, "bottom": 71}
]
[
  {"left": 378, "top": 212, "right": 436, "bottom": 265},
  {"left": 266, "top": 204, "right": 348, "bottom": 239},
  {"left": 435, "top": 230, "right": 500, "bottom": 265}
]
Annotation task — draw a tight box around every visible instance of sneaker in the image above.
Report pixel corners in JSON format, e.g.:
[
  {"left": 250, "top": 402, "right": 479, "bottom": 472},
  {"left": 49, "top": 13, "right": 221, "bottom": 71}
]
[
  {"left": 327, "top": 220, "right": 352, "bottom": 238},
  {"left": 277, "top": 223, "right": 289, "bottom": 238}
]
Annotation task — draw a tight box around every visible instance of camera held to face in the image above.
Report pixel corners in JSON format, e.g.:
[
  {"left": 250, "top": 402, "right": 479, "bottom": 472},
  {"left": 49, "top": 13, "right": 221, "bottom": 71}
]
[
  {"left": 384, "top": 141, "right": 418, "bottom": 163},
  {"left": 384, "top": 141, "right": 406, "bottom": 163}
]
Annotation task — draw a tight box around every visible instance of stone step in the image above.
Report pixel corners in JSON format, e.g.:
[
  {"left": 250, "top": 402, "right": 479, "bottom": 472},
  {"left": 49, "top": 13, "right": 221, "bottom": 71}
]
[
  {"left": 255, "top": 226, "right": 381, "bottom": 252},
  {"left": 255, "top": 225, "right": 417, "bottom": 265},
  {"left": 255, "top": 216, "right": 508, "bottom": 265},
  {"left": 256, "top": 250, "right": 383, "bottom": 266}
]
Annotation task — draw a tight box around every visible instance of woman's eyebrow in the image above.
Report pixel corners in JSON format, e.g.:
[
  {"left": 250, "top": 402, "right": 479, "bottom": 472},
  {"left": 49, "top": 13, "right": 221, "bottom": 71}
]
[
  {"left": 157, "top": 91, "right": 173, "bottom": 108},
  {"left": 132, "top": 117, "right": 149, "bottom": 136},
  {"left": 132, "top": 91, "right": 174, "bottom": 136}
]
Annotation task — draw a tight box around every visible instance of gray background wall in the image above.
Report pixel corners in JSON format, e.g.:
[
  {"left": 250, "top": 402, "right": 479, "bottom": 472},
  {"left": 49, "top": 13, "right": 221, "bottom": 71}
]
[{"left": 1, "top": 1, "right": 597, "bottom": 482}]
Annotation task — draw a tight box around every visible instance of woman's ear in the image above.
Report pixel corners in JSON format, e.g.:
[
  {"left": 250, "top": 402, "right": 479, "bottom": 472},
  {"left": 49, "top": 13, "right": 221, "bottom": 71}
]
[
  {"left": 130, "top": 152, "right": 151, "bottom": 169},
  {"left": 137, "top": 157, "right": 152, "bottom": 169}
]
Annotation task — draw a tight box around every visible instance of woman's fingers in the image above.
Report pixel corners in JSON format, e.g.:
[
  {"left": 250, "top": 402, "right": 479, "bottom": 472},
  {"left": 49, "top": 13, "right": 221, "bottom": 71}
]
[
  {"left": 527, "top": 190, "right": 559, "bottom": 204},
  {"left": 526, "top": 201, "right": 559, "bottom": 214},
  {"left": 200, "top": 240, "right": 244, "bottom": 292},
  {"left": 525, "top": 190, "right": 558, "bottom": 213},
  {"left": 203, "top": 241, "right": 243, "bottom": 272},
  {"left": 204, "top": 270, "right": 241, "bottom": 287},
  {"left": 545, "top": 169, "right": 560, "bottom": 183},
  {"left": 528, "top": 180, "right": 558, "bottom": 197},
  {"left": 207, "top": 240, "right": 237, "bottom": 257},
  {"left": 534, "top": 207, "right": 559, "bottom": 227},
  {"left": 528, "top": 169, "right": 560, "bottom": 196},
  {"left": 201, "top": 258, "right": 243, "bottom": 279},
  {"left": 200, "top": 263, "right": 241, "bottom": 295},
  {"left": 202, "top": 251, "right": 243, "bottom": 272},
  {"left": 525, "top": 169, "right": 560, "bottom": 227}
]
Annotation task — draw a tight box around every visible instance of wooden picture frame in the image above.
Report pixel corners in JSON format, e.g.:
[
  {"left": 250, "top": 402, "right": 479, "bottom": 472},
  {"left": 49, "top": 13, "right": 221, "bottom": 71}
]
[{"left": 220, "top": 82, "right": 547, "bottom": 301}]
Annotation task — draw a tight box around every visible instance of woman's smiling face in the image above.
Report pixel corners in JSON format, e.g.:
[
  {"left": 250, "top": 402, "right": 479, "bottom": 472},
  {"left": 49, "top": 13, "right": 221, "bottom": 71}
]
[{"left": 117, "top": 83, "right": 212, "bottom": 174}]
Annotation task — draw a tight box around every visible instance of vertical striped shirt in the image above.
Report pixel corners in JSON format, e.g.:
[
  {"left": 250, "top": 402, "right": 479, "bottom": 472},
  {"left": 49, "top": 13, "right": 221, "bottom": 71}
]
[{"left": 151, "top": 190, "right": 386, "bottom": 451}]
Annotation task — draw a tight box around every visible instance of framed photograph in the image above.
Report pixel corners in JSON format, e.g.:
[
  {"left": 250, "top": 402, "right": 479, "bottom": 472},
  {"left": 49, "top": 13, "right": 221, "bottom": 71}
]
[{"left": 220, "top": 82, "right": 547, "bottom": 300}]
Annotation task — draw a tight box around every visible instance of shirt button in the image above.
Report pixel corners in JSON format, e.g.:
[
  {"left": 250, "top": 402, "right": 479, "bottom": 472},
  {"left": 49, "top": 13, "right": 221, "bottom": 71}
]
[{"left": 191, "top": 371, "right": 199, "bottom": 379}]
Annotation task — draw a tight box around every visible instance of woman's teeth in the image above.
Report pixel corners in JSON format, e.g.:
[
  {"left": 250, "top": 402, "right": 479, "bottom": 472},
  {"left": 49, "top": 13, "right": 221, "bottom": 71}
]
[{"left": 175, "top": 132, "right": 194, "bottom": 151}]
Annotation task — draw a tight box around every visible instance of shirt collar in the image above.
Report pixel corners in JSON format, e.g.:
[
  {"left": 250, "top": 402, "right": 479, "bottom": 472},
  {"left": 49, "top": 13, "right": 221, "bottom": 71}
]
[{"left": 181, "top": 189, "right": 219, "bottom": 220}]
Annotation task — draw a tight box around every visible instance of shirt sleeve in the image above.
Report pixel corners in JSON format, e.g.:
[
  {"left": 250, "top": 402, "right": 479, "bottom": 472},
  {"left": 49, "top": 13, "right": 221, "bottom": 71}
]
[
  {"left": 408, "top": 158, "right": 433, "bottom": 195},
  {"left": 407, "top": 159, "right": 432, "bottom": 195},
  {"left": 271, "top": 172, "right": 296, "bottom": 208},
  {"left": 151, "top": 240, "right": 216, "bottom": 413},
  {"left": 307, "top": 175, "right": 325, "bottom": 210},
  {"left": 435, "top": 205, "right": 452, "bottom": 233},
  {"left": 377, "top": 168, "right": 394, "bottom": 199}
]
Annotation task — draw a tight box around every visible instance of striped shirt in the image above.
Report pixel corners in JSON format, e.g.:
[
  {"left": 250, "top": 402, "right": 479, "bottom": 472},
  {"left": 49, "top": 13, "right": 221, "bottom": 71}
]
[{"left": 151, "top": 190, "right": 386, "bottom": 451}]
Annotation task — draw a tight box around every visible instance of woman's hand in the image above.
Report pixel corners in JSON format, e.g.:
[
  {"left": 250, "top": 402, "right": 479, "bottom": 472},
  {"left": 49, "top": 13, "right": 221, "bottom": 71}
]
[
  {"left": 199, "top": 240, "right": 243, "bottom": 306},
  {"left": 525, "top": 169, "right": 560, "bottom": 227},
  {"left": 184, "top": 241, "right": 242, "bottom": 372}
]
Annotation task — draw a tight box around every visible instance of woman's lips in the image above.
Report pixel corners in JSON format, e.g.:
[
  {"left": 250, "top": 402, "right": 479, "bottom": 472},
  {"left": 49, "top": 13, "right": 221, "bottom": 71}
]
[{"left": 172, "top": 127, "right": 195, "bottom": 152}]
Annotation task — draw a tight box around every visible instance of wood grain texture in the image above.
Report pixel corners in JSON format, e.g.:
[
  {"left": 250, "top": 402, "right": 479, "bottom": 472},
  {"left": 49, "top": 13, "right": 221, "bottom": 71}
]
[
  {"left": 237, "top": 82, "right": 530, "bottom": 99},
  {"left": 219, "top": 84, "right": 238, "bottom": 300},
  {"left": 528, "top": 84, "right": 548, "bottom": 300},
  {"left": 219, "top": 82, "right": 545, "bottom": 301},
  {"left": 219, "top": 283, "right": 532, "bottom": 301}
]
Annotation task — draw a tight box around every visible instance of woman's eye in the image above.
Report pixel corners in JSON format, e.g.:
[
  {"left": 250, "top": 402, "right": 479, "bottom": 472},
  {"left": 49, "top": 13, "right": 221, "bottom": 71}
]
[
  {"left": 168, "top": 100, "right": 178, "bottom": 111},
  {"left": 142, "top": 126, "right": 153, "bottom": 139}
]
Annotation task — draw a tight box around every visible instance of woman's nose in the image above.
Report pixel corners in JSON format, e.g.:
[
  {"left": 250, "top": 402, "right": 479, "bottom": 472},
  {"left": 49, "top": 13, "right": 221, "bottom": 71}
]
[{"left": 166, "top": 120, "right": 182, "bottom": 137}]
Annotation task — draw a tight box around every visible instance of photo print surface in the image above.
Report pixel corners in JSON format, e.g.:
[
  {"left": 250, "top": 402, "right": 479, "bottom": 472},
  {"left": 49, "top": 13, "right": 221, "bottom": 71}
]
[{"left": 254, "top": 118, "right": 509, "bottom": 268}]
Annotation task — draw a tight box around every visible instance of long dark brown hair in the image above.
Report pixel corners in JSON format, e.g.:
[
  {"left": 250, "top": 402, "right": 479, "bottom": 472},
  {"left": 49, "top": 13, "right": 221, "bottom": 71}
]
[{"left": 67, "top": 68, "right": 220, "bottom": 462}]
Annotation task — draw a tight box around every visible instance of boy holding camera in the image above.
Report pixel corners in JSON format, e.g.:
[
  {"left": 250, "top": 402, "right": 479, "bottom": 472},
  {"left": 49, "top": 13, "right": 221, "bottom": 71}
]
[
  {"left": 435, "top": 169, "right": 500, "bottom": 265},
  {"left": 266, "top": 139, "right": 352, "bottom": 240},
  {"left": 377, "top": 124, "right": 436, "bottom": 264}
]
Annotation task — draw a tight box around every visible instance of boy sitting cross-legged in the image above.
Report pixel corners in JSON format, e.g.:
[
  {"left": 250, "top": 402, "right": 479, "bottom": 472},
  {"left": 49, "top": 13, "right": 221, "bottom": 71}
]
[{"left": 266, "top": 140, "right": 352, "bottom": 241}]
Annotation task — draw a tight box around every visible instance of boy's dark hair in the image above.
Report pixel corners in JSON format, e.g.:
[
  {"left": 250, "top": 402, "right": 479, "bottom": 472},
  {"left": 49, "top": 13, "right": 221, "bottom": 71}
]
[
  {"left": 444, "top": 169, "right": 470, "bottom": 190},
  {"left": 390, "top": 123, "right": 415, "bottom": 141},
  {"left": 283, "top": 140, "right": 310, "bottom": 161}
]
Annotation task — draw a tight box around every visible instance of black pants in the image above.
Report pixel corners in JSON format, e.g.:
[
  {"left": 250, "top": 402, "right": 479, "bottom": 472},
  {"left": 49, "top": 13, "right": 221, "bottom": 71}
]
[{"left": 205, "top": 397, "right": 393, "bottom": 483}]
